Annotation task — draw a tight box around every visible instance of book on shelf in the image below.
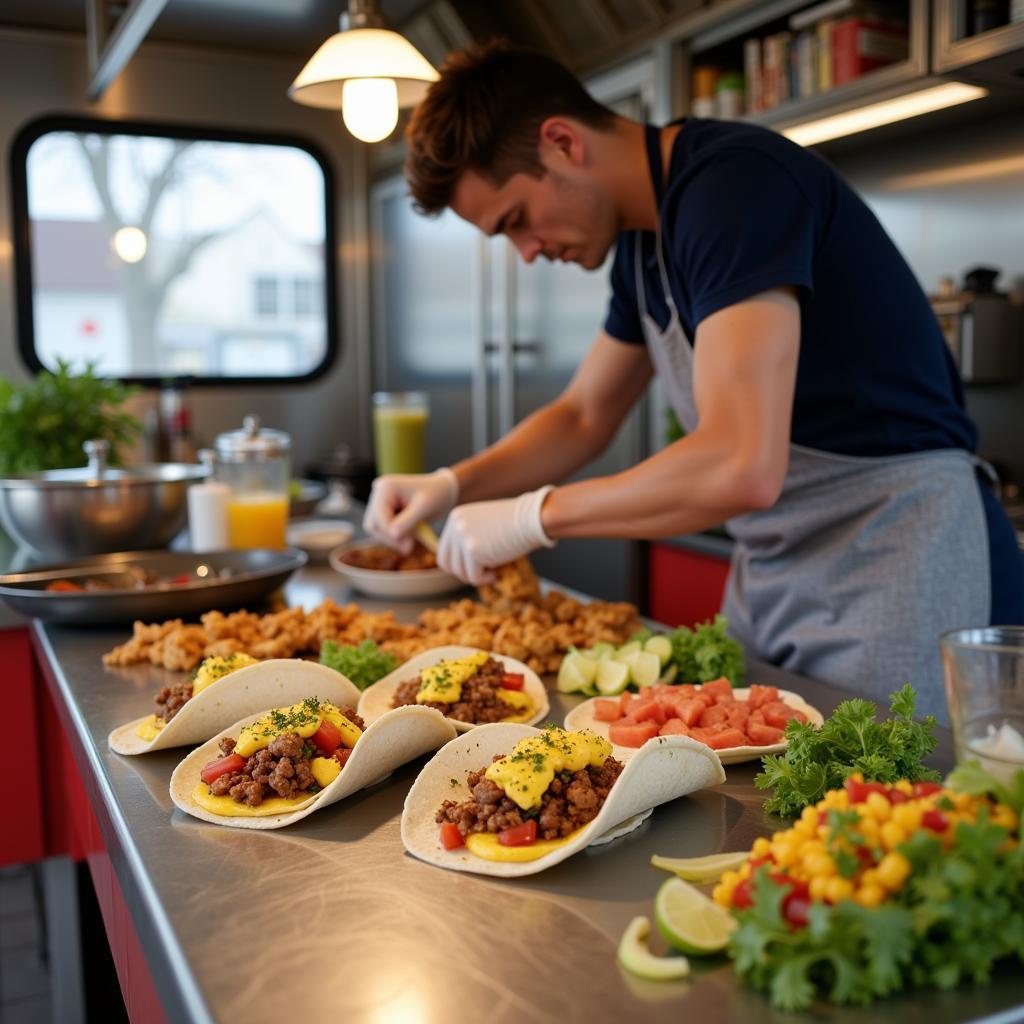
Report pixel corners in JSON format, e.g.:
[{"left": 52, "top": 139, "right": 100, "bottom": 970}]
[
  {"left": 744, "top": 36, "right": 763, "bottom": 113},
  {"left": 817, "top": 17, "right": 835, "bottom": 92},
  {"left": 831, "top": 16, "right": 908, "bottom": 86}
]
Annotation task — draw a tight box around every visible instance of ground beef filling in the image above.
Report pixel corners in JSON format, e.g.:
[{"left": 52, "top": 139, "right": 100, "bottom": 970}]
[
  {"left": 207, "top": 707, "right": 364, "bottom": 807},
  {"left": 436, "top": 755, "right": 625, "bottom": 841},
  {"left": 392, "top": 657, "right": 524, "bottom": 725},
  {"left": 154, "top": 681, "right": 193, "bottom": 724}
]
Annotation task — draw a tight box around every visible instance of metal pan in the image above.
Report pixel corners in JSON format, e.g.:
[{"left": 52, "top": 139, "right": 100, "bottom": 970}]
[{"left": 0, "top": 548, "right": 307, "bottom": 625}]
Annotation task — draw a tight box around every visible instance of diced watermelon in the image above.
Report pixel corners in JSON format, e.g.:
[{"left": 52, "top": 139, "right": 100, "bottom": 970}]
[
  {"left": 633, "top": 701, "right": 667, "bottom": 726},
  {"left": 670, "top": 697, "right": 705, "bottom": 727},
  {"left": 593, "top": 699, "right": 622, "bottom": 723},
  {"left": 658, "top": 719, "right": 692, "bottom": 737},
  {"left": 609, "top": 720, "right": 660, "bottom": 747},
  {"left": 747, "top": 684, "right": 779, "bottom": 709},
  {"left": 700, "top": 677, "right": 734, "bottom": 703},
  {"left": 702, "top": 727, "right": 749, "bottom": 750},
  {"left": 638, "top": 686, "right": 654, "bottom": 701},
  {"left": 619, "top": 692, "right": 634, "bottom": 717},
  {"left": 725, "top": 702, "right": 751, "bottom": 729},
  {"left": 746, "top": 721, "right": 785, "bottom": 745},
  {"left": 762, "top": 701, "right": 807, "bottom": 729},
  {"left": 675, "top": 684, "right": 698, "bottom": 698},
  {"left": 699, "top": 703, "right": 731, "bottom": 728}
]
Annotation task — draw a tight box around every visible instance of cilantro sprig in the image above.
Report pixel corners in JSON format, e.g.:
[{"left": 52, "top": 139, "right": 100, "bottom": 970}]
[
  {"left": 755, "top": 685, "right": 940, "bottom": 818},
  {"left": 319, "top": 639, "right": 398, "bottom": 690},
  {"left": 669, "top": 614, "right": 746, "bottom": 685}
]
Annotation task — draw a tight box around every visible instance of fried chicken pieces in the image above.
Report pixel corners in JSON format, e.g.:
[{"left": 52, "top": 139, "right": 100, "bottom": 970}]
[{"left": 102, "top": 557, "right": 639, "bottom": 676}]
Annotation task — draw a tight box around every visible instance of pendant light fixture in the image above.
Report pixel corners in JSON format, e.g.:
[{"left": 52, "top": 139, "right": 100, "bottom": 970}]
[{"left": 289, "top": 0, "right": 439, "bottom": 143}]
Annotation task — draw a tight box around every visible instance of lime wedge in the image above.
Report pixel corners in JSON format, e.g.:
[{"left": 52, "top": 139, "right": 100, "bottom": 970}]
[
  {"left": 617, "top": 916, "right": 690, "bottom": 981},
  {"left": 650, "top": 851, "right": 749, "bottom": 883},
  {"left": 630, "top": 651, "right": 662, "bottom": 689},
  {"left": 595, "top": 657, "right": 631, "bottom": 695},
  {"left": 644, "top": 634, "right": 673, "bottom": 666},
  {"left": 613, "top": 640, "right": 642, "bottom": 662},
  {"left": 587, "top": 642, "right": 616, "bottom": 659},
  {"left": 557, "top": 652, "right": 598, "bottom": 693},
  {"left": 654, "top": 878, "right": 737, "bottom": 956}
]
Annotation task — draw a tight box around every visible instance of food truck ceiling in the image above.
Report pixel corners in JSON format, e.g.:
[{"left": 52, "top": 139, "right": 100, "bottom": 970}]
[{"left": 0, "top": 0, "right": 701, "bottom": 84}]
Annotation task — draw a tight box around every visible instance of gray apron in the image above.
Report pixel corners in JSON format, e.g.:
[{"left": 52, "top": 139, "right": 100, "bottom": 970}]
[{"left": 635, "top": 231, "right": 991, "bottom": 723}]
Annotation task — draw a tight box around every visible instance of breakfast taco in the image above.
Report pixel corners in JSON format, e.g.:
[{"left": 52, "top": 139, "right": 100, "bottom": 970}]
[
  {"left": 357, "top": 645, "right": 549, "bottom": 731},
  {"left": 170, "top": 699, "right": 458, "bottom": 830},
  {"left": 401, "top": 723, "right": 726, "bottom": 877},
  {"left": 109, "top": 657, "right": 362, "bottom": 755}
]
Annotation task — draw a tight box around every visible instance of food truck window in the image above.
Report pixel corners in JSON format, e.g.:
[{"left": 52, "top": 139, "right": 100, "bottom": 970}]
[{"left": 9, "top": 115, "right": 337, "bottom": 385}]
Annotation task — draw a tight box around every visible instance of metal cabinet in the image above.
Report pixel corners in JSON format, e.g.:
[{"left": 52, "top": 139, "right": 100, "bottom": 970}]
[{"left": 369, "top": 57, "right": 657, "bottom": 602}]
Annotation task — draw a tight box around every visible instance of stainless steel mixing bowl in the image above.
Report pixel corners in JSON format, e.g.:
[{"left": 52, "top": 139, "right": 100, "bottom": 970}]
[{"left": 0, "top": 440, "right": 207, "bottom": 558}]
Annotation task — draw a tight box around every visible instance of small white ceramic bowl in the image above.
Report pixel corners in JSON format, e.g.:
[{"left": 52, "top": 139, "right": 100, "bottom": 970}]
[
  {"left": 329, "top": 539, "right": 466, "bottom": 599},
  {"left": 286, "top": 519, "right": 355, "bottom": 564}
]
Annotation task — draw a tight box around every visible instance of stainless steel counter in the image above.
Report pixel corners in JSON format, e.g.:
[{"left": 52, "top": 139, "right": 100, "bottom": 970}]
[{"left": 32, "top": 566, "right": 1024, "bottom": 1024}]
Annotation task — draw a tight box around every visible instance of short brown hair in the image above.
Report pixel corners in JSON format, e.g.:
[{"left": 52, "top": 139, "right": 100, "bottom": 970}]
[{"left": 404, "top": 40, "right": 616, "bottom": 215}]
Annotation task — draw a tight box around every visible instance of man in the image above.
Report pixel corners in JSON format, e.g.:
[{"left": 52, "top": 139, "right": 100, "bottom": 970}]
[{"left": 364, "top": 41, "right": 1024, "bottom": 719}]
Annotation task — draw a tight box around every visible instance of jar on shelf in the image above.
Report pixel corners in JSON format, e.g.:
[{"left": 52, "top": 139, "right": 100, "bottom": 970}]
[
  {"left": 715, "top": 71, "right": 746, "bottom": 119},
  {"left": 214, "top": 415, "right": 291, "bottom": 550},
  {"left": 691, "top": 65, "right": 720, "bottom": 117}
]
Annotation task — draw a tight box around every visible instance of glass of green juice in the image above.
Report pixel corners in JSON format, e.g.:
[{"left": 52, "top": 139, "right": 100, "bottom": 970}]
[{"left": 372, "top": 391, "right": 429, "bottom": 475}]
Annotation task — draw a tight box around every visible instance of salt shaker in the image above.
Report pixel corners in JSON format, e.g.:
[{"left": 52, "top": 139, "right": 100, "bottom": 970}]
[{"left": 188, "top": 450, "right": 229, "bottom": 552}]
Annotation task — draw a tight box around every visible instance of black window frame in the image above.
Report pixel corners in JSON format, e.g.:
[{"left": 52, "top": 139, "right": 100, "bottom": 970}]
[{"left": 9, "top": 113, "right": 340, "bottom": 387}]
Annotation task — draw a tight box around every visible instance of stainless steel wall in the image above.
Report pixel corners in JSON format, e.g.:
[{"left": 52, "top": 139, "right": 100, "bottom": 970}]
[
  {"left": 0, "top": 27, "right": 374, "bottom": 474},
  {"left": 832, "top": 108, "right": 1024, "bottom": 484}
]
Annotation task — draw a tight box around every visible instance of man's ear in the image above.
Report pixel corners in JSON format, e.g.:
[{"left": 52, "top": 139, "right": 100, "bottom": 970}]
[{"left": 538, "top": 117, "right": 586, "bottom": 167}]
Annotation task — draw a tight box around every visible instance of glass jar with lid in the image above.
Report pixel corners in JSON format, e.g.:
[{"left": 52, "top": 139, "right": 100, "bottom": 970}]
[{"left": 214, "top": 415, "right": 291, "bottom": 549}]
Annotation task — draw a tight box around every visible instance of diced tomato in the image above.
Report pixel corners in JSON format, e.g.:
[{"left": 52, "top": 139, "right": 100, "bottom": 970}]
[
  {"left": 855, "top": 845, "right": 875, "bottom": 867},
  {"left": 675, "top": 684, "right": 698, "bottom": 698},
  {"left": 748, "top": 708, "right": 766, "bottom": 726},
  {"left": 700, "top": 677, "right": 733, "bottom": 703},
  {"left": 887, "top": 788, "right": 909, "bottom": 805},
  {"left": 658, "top": 719, "right": 691, "bottom": 737},
  {"left": 731, "top": 878, "right": 754, "bottom": 909},
  {"left": 699, "top": 703, "right": 731, "bottom": 728},
  {"left": 440, "top": 823, "right": 464, "bottom": 850},
  {"left": 772, "top": 874, "right": 809, "bottom": 899},
  {"left": 748, "top": 855, "right": 773, "bottom": 870},
  {"left": 633, "top": 701, "right": 667, "bottom": 726},
  {"left": 818, "top": 810, "right": 829, "bottom": 826},
  {"left": 200, "top": 753, "right": 245, "bottom": 785},
  {"left": 638, "top": 686, "right": 655, "bottom": 701},
  {"left": 845, "top": 778, "right": 892, "bottom": 804},
  {"left": 169, "top": 572, "right": 192, "bottom": 585},
  {"left": 499, "top": 672, "right": 525, "bottom": 691},
  {"left": 311, "top": 719, "right": 342, "bottom": 756},
  {"left": 783, "top": 894, "right": 811, "bottom": 929},
  {"left": 619, "top": 692, "right": 634, "bottom": 716},
  {"left": 498, "top": 819, "right": 538, "bottom": 847},
  {"left": 334, "top": 747, "right": 353, "bottom": 768},
  {"left": 922, "top": 809, "right": 949, "bottom": 832},
  {"left": 702, "top": 727, "right": 748, "bottom": 750},
  {"left": 913, "top": 781, "right": 943, "bottom": 798},
  {"left": 593, "top": 698, "right": 622, "bottom": 723},
  {"left": 745, "top": 721, "right": 785, "bottom": 746},
  {"left": 725, "top": 703, "right": 751, "bottom": 729},
  {"left": 747, "top": 684, "right": 779, "bottom": 709},
  {"left": 609, "top": 720, "right": 660, "bottom": 747}
]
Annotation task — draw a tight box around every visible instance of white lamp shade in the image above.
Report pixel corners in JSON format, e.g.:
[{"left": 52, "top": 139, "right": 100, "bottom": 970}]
[{"left": 289, "top": 27, "right": 439, "bottom": 109}]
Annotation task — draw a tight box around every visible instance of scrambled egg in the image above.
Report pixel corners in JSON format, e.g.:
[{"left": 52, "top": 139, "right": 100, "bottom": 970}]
[
  {"left": 465, "top": 831, "right": 583, "bottom": 862},
  {"left": 192, "top": 784, "right": 317, "bottom": 817},
  {"left": 235, "top": 699, "right": 361, "bottom": 757},
  {"left": 192, "top": 652, "right": 258, "bottom": 695},
  {"left": 485, "top": 728, "right": 612, "bottom": 811},
  {"left": 416, "top": 652, "right": 489, "bottom": 704},
  {"left": 135, "top": 715, "right": 163, "bottom": 741}
]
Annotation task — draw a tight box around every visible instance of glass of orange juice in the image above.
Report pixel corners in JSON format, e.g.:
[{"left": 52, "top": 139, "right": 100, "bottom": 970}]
[
  {"left": 214, "top": 416, "right": 291, "bottom": 549},
  {"left": 372, "top": 392, "right": 428, "bottom": 475}
]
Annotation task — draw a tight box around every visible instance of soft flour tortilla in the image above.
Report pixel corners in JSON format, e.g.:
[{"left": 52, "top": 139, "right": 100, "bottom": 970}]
[
  {"left": 358, "top": 645, "right": 550, "bottom": 732},
  {"left": 170, "top": 704, "right": 458, "bottom": 830},
  {"left": 400, "top": 722, "right": 726, "bottom": 877},
  {"left": 109, "top": 659, "right": 363, "bottom": 755}
]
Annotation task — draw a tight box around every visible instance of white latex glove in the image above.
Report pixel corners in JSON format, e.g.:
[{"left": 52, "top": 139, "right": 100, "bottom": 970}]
[
  {"left": 438, "top": 486, "right": 556, "bottom": 585},
  {"left": 363, "top": 467, "right": 459, "bottom": 553}
]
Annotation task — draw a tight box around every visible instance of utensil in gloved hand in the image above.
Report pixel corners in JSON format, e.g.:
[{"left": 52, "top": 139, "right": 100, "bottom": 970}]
[{"left": 414, "top": 522, "right": 440, "bottom": 554}]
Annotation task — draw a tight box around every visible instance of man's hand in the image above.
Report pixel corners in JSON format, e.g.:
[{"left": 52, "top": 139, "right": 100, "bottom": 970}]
[
  {"left": 363, "top": 468, "right": 459, "bottom": 552},
  {"left": 437, "top": 487, "right": 556, "bottom": 585}
]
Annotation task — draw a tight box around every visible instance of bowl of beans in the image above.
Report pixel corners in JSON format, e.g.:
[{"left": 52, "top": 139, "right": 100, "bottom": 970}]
[{"left": 329, "top": 539, "right": 466, "bottom": 599}]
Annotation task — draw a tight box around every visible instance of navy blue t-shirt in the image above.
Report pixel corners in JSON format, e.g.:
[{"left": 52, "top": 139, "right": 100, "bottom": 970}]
[
  {"left": 604, "top": 118, "right": 1024, "bottom": 623},
  {"left": 604, "top": 118, "right": 977, "bottom": 458}
]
